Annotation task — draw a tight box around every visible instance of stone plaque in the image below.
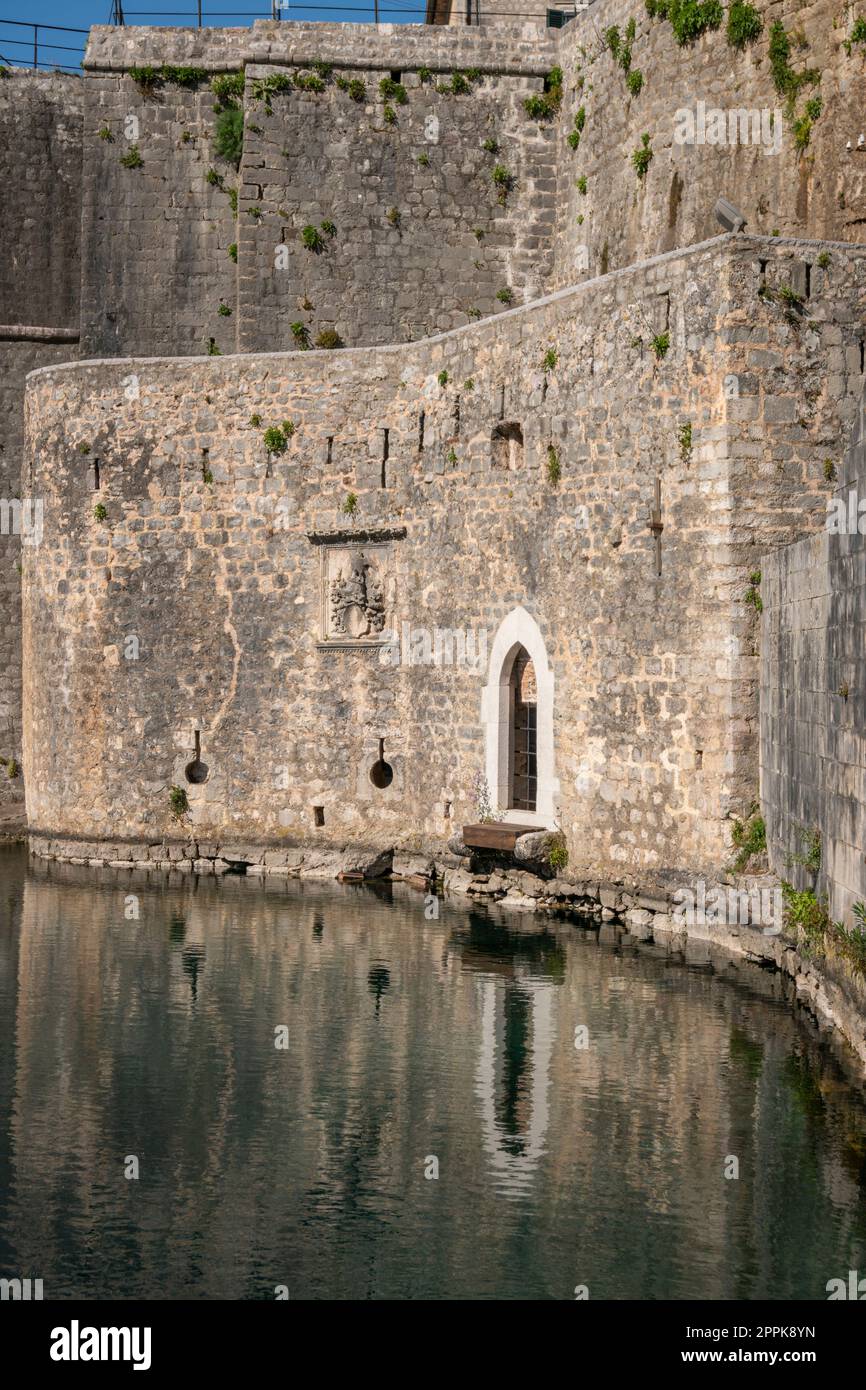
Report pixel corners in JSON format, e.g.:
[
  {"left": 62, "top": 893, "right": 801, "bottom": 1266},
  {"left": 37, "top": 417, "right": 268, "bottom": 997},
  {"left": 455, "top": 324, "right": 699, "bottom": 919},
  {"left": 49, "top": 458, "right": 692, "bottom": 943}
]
[{"left": 320, "top": 544, "right": 391, "bottom": 645}]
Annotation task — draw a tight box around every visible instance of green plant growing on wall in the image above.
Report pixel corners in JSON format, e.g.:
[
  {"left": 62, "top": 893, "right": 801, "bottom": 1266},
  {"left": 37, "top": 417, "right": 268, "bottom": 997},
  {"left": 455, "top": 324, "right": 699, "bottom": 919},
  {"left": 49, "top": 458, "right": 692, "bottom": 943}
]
[
  {"left": 793, "top": 95, "right": 823, "bottom": 151},
  {"left": 542, "top": 347, "right": 558, "bottom": 372},
  {"left": 567, "top": 105, "right": 586, "bottom": 150},
  {"left": 547, "top": 833, "right": 568, "bottom": 871},
  {"left": 523, "top": 65, "right": 563, "bottom": 120},
  {"left": 482, "top": 137, "right": 499, "bottom": 154},
  {"left": 729, "top": 804, "right": 766, "bottom": 871},
  {"left": 626, "top": 69, "right": 644, "bottom": 96},
  {"left": 170, "top": 785, "right": 189, "bottom": 819},
  {"left": 386, "top": 207, "right": 401, "bottom": 227},
  {"left": 249, "top": 413, "right": 262, "bottom": 427},
  {"left": 679, "top": 421, "right": 692, "bottom": 463},
  {"left": 744, "top": 570, "right": 762, "bottom": 612},
  {"left": 787, "top": 825, "right": 822, "bottom": 876},
  {"left": 120, "top": 145, "right": 143, "bottom": 169},
  {"left": 294, "top": 72, "right": 327, "bottom": 94},
  {"left": 315, "top": 329, "right": 344, "bottom": 348},
  {"left": 824, "top": 458, "right": 837, "bottom": 482},
  {"left": 214, "top": 106, "right": 244, "bottom": 167},
  {"left": 206, "top": 167, "right": 224, "bottom": 188},
  {"left": 228, "top": 242, "right": 238, "bottom": 262},
  {"left": 263, "top": 422, "right": 294, "bottom": 454},
  {"left": 576, "top": 175, "right": 587, "bottom": 194},
  {"left": 473, "top": 227, "right": 485, "bottom": 240},
  {"left": 343, "top": 77, "right": 366, "bottom": 102},
  {"left": 99, "top": 125, "right": 113, "bottom": 142},
  {"left": 227, "top": 187, "right": 238, "bottom": 214},
  {"left": 342, "top": 492, "right": 358, "bottom": 515},
  {"left": 437, "top": 370, "right": 449, "bottom": 386},
  {"left": 417, "top": 151, "right": 429, "bottom": 166},
  {"left": 207, "top": 338, "right": 221, "bottom": 355},
  {"left": 496, "top": 287, "right": 513, "bottom": 304},
  {"left": 446, "top": 447, "right": 458, "bottom": 465},
  {"left": 727, "top": 1, "right": 762, "bottom": 49},
  {"left": 464, "top": 378, "right": 475, "bottom": 390},
  {"left": 769, "top": 21, "right": 820, "bottom": 98},
  {"left": 651, "top": 331, "right": 669, "bottom": 359},
  {"left": 546, "top": 444, "right": 562, "bottom": 485},
  {"left": 291, "top": 322, "right": 310, "bottom": 349},
  {"left": 93, "top": 503, "right": 107, "bottom": 522},
  {"left": 632, "top": 132, "right": 653, "bottom": 178},
  {"left": 211, "top": 71, "right": 245, "bottom": 105},
  {"left": 491, "top": 164, "right": 514, "bottom": 204},
  {"left": 247, "top": 206, "right": 263, "bottom": 221},
  {"left": 76, "top": 442, "right": 90, "bottom": 454},
  {"left": 605, "top": 25, "right": 622, "bottom": 58},
  {"left": 379, "top": 76, "right": 408, "bottom": 104},
  {"left": 648, "top": 0, "right": 723, "bottom": 45},
  {"left": 839, "top": 680, "right": 850, "bottom": 700},
  {"left": 5, "top": 758, "right": 19, "bottom": 779},
  {"left": 845, "top": 18, "right": 866, "bottom": 53},
  {"left": 218, "top": 301, "right": 231, "bottom": 316},
  {"left": 302, "top": 225, "right": 326, "bottom": 252},
  {"left": 383, "top": 104, "right": 397, "bottom": 125}
]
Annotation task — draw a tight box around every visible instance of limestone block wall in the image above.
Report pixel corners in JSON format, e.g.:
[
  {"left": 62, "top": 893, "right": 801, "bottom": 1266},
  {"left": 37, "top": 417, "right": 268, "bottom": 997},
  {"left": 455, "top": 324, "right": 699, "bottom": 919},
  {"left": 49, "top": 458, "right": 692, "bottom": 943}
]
[
  {"left": 0, "top": 72, "right": 83, "bottom": 802},
  {"left": 22, "top": 236, "right": 866, "bottom": 875},
  {"left": 553, "top": 0, "right": 866, "bottom": 285},
  {"left": 761, "top": 394, "right": 866, "bottom": 926},
  {"left": 80, "top": 22, "right": 559, "bottom": 356}
]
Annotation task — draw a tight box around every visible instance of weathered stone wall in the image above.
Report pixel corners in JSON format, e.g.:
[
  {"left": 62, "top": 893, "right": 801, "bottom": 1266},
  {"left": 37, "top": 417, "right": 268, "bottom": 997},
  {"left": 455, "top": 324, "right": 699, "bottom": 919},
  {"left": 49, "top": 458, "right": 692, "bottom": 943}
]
[
  {"left": 0, "top": 72, "right": 83, "bottom": 802},
  {"left": 22, "top": 236, "right": 866, "bottom": 876},
  {"left": 553, "top": 0, "right": 866, "bottom": 285},
  {"left": 761, "top": 393, "right": 866, "bottom": 927},
  {"left": 80, "top": 22, "right": 559, "bottom": 355}
]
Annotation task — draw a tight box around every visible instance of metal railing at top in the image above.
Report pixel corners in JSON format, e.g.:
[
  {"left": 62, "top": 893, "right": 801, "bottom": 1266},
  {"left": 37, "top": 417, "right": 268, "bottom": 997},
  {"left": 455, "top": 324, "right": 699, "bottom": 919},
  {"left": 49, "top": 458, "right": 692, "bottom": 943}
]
[
  {"left": 0, "top": 0, "right": 591, "bottom": 72},
  {"left": 0, "top": 18, "right": 88, "bottom": 74}
]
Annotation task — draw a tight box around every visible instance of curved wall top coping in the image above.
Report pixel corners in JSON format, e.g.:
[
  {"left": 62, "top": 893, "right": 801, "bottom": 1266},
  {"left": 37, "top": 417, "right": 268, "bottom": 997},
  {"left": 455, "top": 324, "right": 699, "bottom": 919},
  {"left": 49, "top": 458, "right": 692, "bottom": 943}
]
[
  {"left": 27, "top": 232, "right": 863, "bottom": 388},
  {"left": 83, "top": 20, "right": 558, "bottom": 75}
]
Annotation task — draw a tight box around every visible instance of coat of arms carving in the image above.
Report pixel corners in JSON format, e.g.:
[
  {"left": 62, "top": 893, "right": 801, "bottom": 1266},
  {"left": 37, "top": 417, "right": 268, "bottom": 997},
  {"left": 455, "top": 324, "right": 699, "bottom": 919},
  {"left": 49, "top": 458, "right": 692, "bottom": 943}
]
[{"left": 321, "top": 545, "right": 390, "bottom": 643}]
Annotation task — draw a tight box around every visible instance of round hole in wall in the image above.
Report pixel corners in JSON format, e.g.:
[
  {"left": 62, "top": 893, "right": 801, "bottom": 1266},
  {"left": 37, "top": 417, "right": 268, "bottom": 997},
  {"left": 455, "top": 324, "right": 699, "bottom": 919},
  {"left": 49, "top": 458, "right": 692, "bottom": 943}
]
[
  {"left": 184, "top": 758, "right": 209, "bottom": 785},
  {"left": 369, "top": 758, "right": 393, "bottom": 789}
]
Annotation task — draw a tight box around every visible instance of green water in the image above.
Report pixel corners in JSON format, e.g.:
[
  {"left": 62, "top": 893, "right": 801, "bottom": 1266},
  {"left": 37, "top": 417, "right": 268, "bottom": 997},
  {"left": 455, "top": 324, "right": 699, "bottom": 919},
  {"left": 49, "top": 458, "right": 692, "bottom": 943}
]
[{"left": 1, "top": 845, "right": 865, "bottom": 1300}]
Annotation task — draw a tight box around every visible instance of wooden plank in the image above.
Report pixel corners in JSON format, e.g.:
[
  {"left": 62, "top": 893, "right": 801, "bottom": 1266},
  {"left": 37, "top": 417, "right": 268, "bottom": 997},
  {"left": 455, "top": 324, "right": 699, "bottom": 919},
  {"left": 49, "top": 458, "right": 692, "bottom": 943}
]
[{"left": 461, "top": 822, "right": 540, "bottom": 851}]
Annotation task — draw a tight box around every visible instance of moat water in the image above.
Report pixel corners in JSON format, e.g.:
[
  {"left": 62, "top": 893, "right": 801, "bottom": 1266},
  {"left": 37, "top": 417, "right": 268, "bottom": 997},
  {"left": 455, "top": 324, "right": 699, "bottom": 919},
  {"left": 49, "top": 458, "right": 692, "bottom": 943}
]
[{"left": 1, "top": 844, "right": 866, "bottom": 1301}]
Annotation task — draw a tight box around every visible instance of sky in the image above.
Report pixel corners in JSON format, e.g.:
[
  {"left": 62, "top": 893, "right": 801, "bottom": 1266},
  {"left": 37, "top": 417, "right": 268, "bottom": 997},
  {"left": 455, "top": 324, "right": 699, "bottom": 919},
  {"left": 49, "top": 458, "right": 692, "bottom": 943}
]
[{"left": 0, "top": 0, "right": 426, "bottom": 72}]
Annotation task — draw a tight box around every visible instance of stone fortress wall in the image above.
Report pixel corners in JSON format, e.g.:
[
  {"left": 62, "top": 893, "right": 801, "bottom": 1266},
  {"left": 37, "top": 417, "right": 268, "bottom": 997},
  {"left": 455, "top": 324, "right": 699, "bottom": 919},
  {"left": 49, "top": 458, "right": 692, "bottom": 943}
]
[
  {"left": 0, "top": 72, "right": 83, "bottom": 802},
  {"left": 23, "top": 235, "right": 866, "bottom": 884},
  {"left": 3, "top": 0, "right": 866, "bottom": 916},
  {"left": 761, "top": 392, "right": 866, "bottom": 926}
]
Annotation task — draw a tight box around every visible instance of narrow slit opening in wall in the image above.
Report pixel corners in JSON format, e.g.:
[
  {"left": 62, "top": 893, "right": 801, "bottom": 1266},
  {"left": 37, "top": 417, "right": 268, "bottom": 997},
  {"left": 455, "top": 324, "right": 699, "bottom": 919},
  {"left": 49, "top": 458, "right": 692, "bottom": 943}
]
[
  {"left": 860, "top": 339, "right": 865, "bottom": 374},
  {"left": 202, "top": 448, "right": 210, "bottom": 482},
  {"left": 498, "top": 384, "right": 506, "bottom": 419},
  {"left": 418, "top": 411, "right": 425, "bottom": 453},
  {"left": 759, "top": 259, "right": 768, "bottom": 289},
  {"left": 92, "top": 459, "right": 100, "bottom": 491},
  {"left": 390, "top": 70, "right": 402, "bottom": 84},
  {"left": 695, "top": 749, "right": 703, "bottom": 770},
  {"left": 381, "top": 428, "right": 389, "bottom": 487},
  {"left": 313, "top": 806, "right": 325, "bottom": 827},
  {"left": 327, "top": 436, "right": 333, "bottom": 465},
  {"left": 804, "top": 263, "right": 812, "bottom": 298}
]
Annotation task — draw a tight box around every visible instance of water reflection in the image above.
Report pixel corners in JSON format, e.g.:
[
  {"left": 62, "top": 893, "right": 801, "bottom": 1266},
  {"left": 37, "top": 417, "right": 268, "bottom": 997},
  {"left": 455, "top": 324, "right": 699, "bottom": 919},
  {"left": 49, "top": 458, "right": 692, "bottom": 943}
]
[{"left": 0, "top": 847, "right": 865, "bottom": 1300}]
